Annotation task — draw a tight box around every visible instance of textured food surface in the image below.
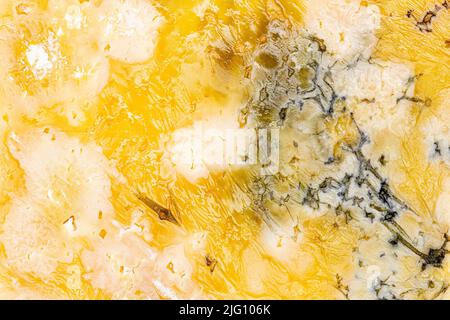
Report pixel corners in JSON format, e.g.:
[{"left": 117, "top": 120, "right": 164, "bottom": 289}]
[{"left": 0, "top": 0, "right": 448, "bottom": 299}]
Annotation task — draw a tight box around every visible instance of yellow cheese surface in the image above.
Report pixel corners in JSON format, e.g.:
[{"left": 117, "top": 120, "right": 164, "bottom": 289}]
[{"left": 0, "top": 0, "right": 448, "bottom": 299}]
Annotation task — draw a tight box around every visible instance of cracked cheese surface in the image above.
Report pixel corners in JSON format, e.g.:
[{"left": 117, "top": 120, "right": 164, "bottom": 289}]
[{"left": 0, "top": 0, "right": 448, "bottom": 299}]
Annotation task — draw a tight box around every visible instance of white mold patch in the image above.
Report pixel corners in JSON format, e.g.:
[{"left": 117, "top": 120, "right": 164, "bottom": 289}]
[{"left": 98, "top": 0, "right": 164, "bottom": 63}]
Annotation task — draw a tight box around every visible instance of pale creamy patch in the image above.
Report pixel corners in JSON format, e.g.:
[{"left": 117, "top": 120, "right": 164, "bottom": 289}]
[
  {"left": 81, "top": 230, "right": 158, "bottom": 299},
  {"left": 333, "top": 60, "right": 415, "bottom": 133},
  {"left": 303, "top": 0, "right": 380, "bottom": 62},
  {"left": 0, "top": 11, "right": 109, "bottom": 118},
  {"left": 26, "top": 44, "right": 53, "bottom": 80},
  {"left": 166, "top": 113, "right": 249, "bottom": 182},
  {"left": 1, "top": 129, "right": 116, "bottom": 278},
  {"left": 421, "top": 91, "right": 450, "bottom": 166},
  {"left": 64, "top": 5, "right": 84, "bottom": 30},
  {"left": 259, "top": 224, "right": 304, "bottom": 263},
  {"left": 82, "top": 226, "right": 205, "bottom": 299},
  {"left": 98, "top": 0, "right": 164, "bottom": 63},
  {"left": 435, "top": 177, "right": 450, "bottom": 228},
  {"left": 7, "top": 129, "right": 114, "bottom": 237},
  {"left": 1, "top": 198, "right": 74, "bottom": 277},
  {"left": 193, "top": 0, "right": 218, "bottom": 18}
]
